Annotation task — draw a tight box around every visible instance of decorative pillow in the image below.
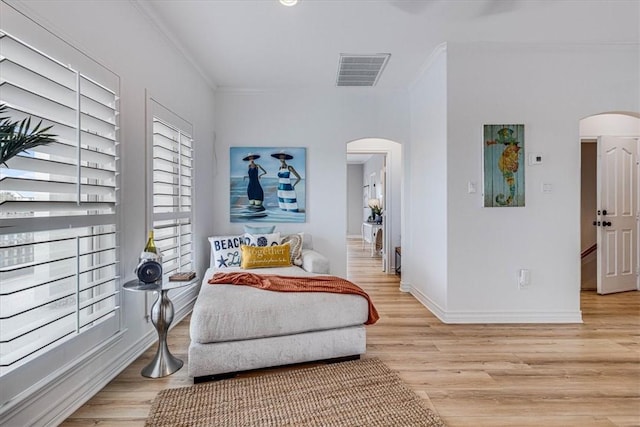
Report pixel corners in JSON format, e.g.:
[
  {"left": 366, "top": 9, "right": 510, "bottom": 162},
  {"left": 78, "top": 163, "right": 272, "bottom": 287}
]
[
  {"left": 240, "top": 243, "right": 291, "bottom": 269},
  {"left": 281, "top": 233, "right": 303, "bottom": 266},
  {"left": 208, "top": 235, "right": 244, "bottom": 269},
  {"left": 242, "top": 232, "right": 281, "bottom": 247},
  {"left": 244, "top": 225, "right": 276, "bottom": 234}
]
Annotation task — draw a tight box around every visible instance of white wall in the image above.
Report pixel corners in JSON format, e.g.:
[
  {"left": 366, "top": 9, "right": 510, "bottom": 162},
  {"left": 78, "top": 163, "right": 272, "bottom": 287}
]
[
  {"left": 347, "top": 164, "right": 364, "bottom": 236},
  {"left": 0, "top": 1, "right": 216, "bottom": 425},
  {"left": 406, "top": 45, "right": 449, "bottom": 311},
  {"left": 213, "top": 89, "right": 409, "bottom": 277},
  {"left": 580, "top": 113, "right": 640, "bottom": 137},
  {"left": 440, "top": 42, "right": 639, "bottom": 322}
]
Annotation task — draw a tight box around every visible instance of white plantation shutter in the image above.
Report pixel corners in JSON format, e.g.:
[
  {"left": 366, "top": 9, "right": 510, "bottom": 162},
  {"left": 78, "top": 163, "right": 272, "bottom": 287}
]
[
  {"left": 0, "top": 30, "right": 119, "bottom": 374},
  {"left": 0, "top": 226, "right": 118, "bottom": 368},
  {"left": 0, "top": 32, "right": 117, "bottom": 218},
  {"left": 150, "top": 106, "right": 193, "bottom": 277}
]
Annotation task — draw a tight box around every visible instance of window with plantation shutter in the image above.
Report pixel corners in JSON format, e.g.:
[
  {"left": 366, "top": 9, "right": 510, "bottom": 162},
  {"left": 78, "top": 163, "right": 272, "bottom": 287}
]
[
  {"left": 0, "top": 30, "right": 119, "bottom": 375},
  {"left": 150, "top": 105, "right": 193, "bottom": 278}
]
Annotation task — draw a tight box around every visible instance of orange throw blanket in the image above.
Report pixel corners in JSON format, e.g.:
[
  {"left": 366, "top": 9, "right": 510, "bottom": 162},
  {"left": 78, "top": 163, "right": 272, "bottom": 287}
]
[{"left": 208, "top": 272, "right": 379, "bottom": 325}]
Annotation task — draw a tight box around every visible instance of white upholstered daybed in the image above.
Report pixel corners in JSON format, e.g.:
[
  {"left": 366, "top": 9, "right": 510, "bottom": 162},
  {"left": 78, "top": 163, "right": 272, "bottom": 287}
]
[{"left": 188, "top": 235, "right": 371, "bottom": 382}]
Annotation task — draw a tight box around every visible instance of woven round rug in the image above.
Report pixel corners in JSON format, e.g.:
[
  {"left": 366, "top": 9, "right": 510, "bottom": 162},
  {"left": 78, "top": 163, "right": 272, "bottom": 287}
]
[{"left": 146, "top": 357, "right": 445, "bottom": 426}]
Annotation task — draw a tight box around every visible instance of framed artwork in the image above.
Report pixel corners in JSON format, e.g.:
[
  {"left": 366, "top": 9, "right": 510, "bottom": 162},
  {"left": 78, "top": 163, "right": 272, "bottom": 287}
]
[
  {"left": 369, "top": 173, "right": 377, "bottom": 199},
  {"left": 363, "top": 185, "right": 369, "bottom": 208},
  {"left": 230, "top": 147, "right": 306, "bottom": 223},
  {"left": 483, "top": 124, "right": 525, "bottom": 207}
]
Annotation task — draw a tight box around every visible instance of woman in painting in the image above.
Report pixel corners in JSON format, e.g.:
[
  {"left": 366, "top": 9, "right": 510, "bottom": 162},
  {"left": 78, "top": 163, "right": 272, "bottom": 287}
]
[
  {"left": 243, "top": 153, "right": 267, "bottom": 210},
  {"left": 271, "top": 150, "right": 301, "bottom": 212}
]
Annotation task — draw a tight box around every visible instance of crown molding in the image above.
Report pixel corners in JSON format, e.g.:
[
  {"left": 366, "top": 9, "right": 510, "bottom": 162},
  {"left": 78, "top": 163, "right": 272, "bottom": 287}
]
[
  {"left": 409, "top": 42, "right": 447, "bottom": 90},
  {"left": 130, "top": 0, "right": 217, "bottom": 91}
]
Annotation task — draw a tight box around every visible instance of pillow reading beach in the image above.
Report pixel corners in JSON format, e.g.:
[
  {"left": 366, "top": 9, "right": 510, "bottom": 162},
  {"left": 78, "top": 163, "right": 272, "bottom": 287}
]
[{"left": 209, "top": 235, "right": 244, "bottom": 268}]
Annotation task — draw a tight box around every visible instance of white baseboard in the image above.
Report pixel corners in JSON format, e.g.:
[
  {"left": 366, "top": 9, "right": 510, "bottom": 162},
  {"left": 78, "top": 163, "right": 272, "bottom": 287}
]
[
  {"left": 408, "top": 284, "right": 447, "bottom": 320},
  {"left": 406, "top": 283, "right": 583, "bottom": 324},
  {"left": 440, "top": 310, "right": 583, "bottom": 324}
]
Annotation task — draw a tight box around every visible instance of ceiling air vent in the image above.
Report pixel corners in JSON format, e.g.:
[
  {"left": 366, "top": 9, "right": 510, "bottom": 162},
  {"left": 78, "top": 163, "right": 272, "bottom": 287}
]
[{"left": 336, "top": 54, "right": 391, "bottom": 87}]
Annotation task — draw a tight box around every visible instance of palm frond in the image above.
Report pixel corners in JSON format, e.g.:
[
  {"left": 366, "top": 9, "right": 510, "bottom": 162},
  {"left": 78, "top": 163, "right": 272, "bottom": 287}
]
[{"left": 0, "top": 103, "right": 57, "bottom": 167}]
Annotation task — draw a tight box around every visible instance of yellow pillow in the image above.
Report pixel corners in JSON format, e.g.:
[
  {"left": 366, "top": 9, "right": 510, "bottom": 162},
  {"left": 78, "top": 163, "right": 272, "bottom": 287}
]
[{"left": 240, "top": 243, "right": 292, "bottom": 269}]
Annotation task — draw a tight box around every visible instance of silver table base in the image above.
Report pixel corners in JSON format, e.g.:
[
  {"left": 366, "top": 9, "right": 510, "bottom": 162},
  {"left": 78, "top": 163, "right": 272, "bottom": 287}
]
[{"left": 142, "top": 289, "right": 183, "bottom": 378}]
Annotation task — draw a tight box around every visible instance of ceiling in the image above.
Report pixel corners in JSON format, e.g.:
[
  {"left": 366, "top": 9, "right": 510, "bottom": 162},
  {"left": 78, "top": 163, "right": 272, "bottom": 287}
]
[
  {"left": 346, "top": 153, "right": 374, "bottom": 164},
  {"left": 139, "top": 0, "right": 639, "bottom": 91}
]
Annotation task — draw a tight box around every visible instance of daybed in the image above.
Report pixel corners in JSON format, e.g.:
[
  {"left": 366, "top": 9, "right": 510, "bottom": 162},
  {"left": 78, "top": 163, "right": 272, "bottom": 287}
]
[{"left": 188, "top": 234, "right": 372, "bottom": 382}]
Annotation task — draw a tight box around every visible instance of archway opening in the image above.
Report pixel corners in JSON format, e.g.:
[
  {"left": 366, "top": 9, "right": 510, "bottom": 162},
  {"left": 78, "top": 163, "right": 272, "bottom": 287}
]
[
  {"left": 579, "top": 112, "right": 639, "bottom": 295},
  {"left": 346, "top": 138, "right": 402, "bottom": 275}
]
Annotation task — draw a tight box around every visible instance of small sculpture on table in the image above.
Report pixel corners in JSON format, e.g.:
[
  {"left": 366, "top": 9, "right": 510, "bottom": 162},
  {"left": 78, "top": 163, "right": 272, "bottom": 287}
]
[{"left": 368, "top": 198, "right": 383, "bottom": 224}]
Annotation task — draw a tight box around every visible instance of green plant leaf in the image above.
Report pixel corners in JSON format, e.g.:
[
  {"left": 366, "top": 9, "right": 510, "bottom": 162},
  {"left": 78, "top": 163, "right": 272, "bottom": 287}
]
[{"left": 0, "top": 103, "right": 57, "bottom": 167}]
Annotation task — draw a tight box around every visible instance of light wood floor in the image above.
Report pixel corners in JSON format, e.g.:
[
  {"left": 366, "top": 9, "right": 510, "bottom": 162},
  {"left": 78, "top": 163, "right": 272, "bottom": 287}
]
[{"left": 62, "top": 238, "right": 640, "bottom": 427}]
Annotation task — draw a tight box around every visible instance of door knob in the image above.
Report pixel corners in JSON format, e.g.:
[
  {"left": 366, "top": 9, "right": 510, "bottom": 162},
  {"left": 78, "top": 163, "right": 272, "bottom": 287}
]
[
  {"left": 602, "top": 221, "right": 612, "bottom": 227},
  {"left": 602, "top": 209, "right": 608, "bottom": 216}
]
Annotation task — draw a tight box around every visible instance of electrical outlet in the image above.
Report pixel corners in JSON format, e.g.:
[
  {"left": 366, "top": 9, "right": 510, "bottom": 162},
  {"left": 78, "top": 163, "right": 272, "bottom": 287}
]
[{"left": 518, "top": 269, "right": 530, "bottom": 289}]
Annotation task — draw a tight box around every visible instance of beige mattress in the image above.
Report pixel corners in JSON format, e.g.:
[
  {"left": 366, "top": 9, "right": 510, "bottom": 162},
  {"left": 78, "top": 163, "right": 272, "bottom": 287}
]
[{"left": 191, "top": 267, "right": 369, "bottom": 344}]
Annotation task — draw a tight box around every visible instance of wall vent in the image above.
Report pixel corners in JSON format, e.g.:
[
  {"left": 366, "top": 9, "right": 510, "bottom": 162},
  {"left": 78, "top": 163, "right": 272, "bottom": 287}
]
[{"left": 336, "top": 54, "right": 391, "bottom": 87}]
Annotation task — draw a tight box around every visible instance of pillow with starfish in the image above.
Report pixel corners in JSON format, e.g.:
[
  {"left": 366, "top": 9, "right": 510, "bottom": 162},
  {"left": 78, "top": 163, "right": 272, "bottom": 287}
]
[{"left": 208, "top": 235, "right": 245, "bottom": 269}]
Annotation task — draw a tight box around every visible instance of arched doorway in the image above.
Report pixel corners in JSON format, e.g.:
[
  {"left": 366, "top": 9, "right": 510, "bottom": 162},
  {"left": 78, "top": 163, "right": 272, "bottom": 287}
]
[
  {"left": 346, "top": 138, "right": 402, "bottom": 275},
  {"left": 579, "top": 112, "right": 639, "bottom": 294}
]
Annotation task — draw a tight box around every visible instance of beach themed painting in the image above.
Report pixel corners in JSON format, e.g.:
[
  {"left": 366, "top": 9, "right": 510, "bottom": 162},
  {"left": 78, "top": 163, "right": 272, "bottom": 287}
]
[
  {"left": 230, "top": 147, "right": 306, "bottom": 223},
  {"left": 483, "top": 124, "right": 525, "bottom": 207}
]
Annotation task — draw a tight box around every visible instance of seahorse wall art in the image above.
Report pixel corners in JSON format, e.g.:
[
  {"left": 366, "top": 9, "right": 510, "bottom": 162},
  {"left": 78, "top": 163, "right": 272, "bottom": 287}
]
[{"left": 483, "top": 124, "right": 525, "bottom": 207}]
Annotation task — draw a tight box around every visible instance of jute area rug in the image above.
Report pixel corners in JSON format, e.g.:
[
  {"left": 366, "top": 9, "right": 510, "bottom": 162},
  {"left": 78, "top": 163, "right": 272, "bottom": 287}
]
[{"left": 146, "top": 357, "right": 445, "bottom": 426}]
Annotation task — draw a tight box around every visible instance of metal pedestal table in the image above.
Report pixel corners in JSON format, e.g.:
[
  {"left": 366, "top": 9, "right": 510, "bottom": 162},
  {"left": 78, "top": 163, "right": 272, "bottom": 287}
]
[{"left": 123, "top": 278, "right": 196, "bottom": 378}]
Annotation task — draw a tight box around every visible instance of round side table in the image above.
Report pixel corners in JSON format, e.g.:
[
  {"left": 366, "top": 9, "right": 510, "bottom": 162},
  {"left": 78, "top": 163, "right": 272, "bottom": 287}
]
[{"left": 123, "top": 278, "right": 197, "bottom": 378}]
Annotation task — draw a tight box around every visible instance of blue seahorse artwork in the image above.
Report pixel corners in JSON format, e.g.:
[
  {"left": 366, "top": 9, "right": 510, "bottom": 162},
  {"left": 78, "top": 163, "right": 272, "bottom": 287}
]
[{"left": 483, "top": 124, "right": 525, "bottom": 207}]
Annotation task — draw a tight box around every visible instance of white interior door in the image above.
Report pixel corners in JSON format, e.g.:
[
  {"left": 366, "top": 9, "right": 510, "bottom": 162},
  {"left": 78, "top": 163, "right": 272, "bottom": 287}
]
[{"left": 597, "top": 136, "right": 639, "bottom": 294}]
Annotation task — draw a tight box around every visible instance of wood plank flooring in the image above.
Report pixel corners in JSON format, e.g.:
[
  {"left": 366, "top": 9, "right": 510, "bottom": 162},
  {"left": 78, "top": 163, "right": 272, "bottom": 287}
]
[{"left": 62, "top": 237, "right": 640, "bottom": 426}]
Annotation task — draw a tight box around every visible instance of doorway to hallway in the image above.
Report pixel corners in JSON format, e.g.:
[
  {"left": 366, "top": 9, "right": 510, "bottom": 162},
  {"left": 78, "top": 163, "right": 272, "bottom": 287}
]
[
  {"left": 579, "top": 112, "right": 639, "bottom": 295},
  {"left": 346, "top": 138, "right": 402, "bottom": 275}
]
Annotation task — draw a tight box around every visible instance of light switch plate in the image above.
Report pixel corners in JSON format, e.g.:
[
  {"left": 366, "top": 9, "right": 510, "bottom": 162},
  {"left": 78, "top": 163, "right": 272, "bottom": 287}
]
[{"left": 528, "top": 153, "right": 543, "bottom": 165}]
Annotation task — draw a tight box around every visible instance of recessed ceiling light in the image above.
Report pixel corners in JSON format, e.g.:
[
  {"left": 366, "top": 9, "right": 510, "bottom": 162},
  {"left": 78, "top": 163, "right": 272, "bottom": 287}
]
[{"left": 279, "top": 0, "right": 298, "bottom": 6}]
